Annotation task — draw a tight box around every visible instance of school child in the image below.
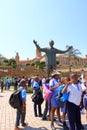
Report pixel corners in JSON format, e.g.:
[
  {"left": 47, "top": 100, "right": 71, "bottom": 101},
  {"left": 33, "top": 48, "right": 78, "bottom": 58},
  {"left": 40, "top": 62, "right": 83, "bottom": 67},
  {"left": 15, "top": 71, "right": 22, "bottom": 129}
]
[
  {"left": 42, "top": 78, "right": 51, "bottom": 120},
  {"left": 57, "top": 77, "right": 69, "bottom": 130},
  {"left": 62, "top": 73, "right": 82, "bottom": 130},
  {"left": 49, "top": 71, "right": 63, "bottom": 130},
  {"left": 32, "top": 76, "right": 43, "bottom": 117},
  {"left": 14, "top": 79, "right": 28, "bottom": 130}
]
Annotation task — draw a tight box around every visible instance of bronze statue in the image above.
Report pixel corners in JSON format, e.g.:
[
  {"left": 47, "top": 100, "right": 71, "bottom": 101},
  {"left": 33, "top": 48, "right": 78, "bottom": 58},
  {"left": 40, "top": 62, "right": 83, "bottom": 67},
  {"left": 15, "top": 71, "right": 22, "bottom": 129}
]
[{"left": 33, "top": 40, "right": 72, "bottom": 77}]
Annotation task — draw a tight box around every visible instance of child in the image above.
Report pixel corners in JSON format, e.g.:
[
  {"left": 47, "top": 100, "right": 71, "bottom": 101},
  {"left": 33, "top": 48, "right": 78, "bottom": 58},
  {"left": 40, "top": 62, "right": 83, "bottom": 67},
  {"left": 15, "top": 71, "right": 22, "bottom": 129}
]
[
  {"left": 42, "top": 78, "right": 51, "bottom": 120},
  {"left": 32, "top": 76, "right": 42, "bottom": 117},
  {"left": 57, "top": 77, "right": 69, "bottom": 130},
  {"left": 62, "top": 73, "right": 82, "bottom": 130},
  {"left": 14, "top": 79, "right": 28, "bottom": 130}
]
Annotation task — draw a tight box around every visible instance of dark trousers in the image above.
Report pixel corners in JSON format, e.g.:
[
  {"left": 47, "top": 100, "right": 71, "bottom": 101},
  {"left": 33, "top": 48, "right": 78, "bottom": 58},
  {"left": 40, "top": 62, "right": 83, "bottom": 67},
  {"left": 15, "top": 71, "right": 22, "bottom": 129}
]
[
  {"left": 15, "top": 107, "right": 26, "bottom": 127},
  {"left": 34, "top": 102, "right": 42, "bottom": 116},
  {"left": 7, "top": 83, "right": 11, "bottom": 90},
  {"left": 42, "top": 101, "right": 48, "bottom": 119},
  {"left": 67, "top": 101, "right": 81, "bottom": 130},
  {"left": 1, "top": 86, "right": 4, "bottom": 92},
  {"left": 14, "top": 85, "right": 17, "bottom": 90}
]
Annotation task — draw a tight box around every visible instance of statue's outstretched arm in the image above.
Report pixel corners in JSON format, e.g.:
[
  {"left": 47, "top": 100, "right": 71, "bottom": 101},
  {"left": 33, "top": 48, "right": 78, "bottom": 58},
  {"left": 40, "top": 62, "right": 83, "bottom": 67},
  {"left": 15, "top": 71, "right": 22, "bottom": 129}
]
[
  {"left": 33, "top": 40, "right": 41, "bottom": 50},
  {"left": 33, "top": 40, "right": 47, "bottom": 52},
  {"left": 56, "top": 46, "right": 72, "bottom": 54}
]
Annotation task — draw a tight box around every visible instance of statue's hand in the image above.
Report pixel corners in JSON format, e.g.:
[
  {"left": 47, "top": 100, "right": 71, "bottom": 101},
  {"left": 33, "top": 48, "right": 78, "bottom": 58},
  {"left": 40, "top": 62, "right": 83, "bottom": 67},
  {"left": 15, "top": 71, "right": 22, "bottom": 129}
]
[{"left": 33, "top": 40, "right": 37, "bottom": 45}]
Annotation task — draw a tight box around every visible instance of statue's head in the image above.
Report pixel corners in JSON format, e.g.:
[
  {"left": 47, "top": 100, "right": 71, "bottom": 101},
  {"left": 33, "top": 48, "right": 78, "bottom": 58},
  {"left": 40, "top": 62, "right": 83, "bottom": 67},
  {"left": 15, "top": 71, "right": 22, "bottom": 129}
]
[{"left": 49, "top": 40, "right": 54, "bottom": 47}]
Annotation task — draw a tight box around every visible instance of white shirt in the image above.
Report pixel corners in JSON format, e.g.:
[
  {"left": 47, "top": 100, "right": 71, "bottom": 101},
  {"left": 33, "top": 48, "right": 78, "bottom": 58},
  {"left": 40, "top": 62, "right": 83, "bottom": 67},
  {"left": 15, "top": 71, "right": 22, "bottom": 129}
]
[
  {"left": 42, "top": 78, "right": 46, "bottom": 85},
  {"left": 81, "top": 83, "right": 86, "bottom": 92},
  {"left": 67, "top": 83, "right": 82, "bottom": 106},
  {"left": 80, "top": 74, "right": 85, "bottom": 84}
]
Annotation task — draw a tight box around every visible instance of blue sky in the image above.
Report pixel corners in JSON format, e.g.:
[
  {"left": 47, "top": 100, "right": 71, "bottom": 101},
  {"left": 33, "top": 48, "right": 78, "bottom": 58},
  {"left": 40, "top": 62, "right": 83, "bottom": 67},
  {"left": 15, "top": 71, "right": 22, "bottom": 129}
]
[{"left": 0, "top": 0, "right": 87, "bottom": 60}]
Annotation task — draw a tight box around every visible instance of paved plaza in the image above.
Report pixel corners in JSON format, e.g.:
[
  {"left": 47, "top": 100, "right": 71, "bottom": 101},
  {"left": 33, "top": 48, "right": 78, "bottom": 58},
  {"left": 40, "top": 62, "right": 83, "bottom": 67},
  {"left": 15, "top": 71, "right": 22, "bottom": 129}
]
[{"left": 0, "top": 90, "right": 87, "bottom": 130}]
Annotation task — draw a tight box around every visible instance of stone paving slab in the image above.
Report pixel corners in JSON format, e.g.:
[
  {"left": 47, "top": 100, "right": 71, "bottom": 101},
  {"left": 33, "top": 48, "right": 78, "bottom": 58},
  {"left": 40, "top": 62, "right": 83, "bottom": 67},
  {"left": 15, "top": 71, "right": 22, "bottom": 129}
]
[{"left": 0, "top": 90, "right": 87, "bottom": 130}]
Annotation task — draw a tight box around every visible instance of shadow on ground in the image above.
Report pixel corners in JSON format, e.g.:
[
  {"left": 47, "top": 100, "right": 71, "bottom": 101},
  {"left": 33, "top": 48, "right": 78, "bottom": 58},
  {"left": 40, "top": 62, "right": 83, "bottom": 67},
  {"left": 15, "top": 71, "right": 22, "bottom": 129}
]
[
  {"left": 23, "top": 126, "right": 65, "bottom": 130},
  {"left": 23, "top": 126, "right": 49, "bottom": 130},
  {"left": 0, "top": 95, "right": 4, "bottom": 97}
]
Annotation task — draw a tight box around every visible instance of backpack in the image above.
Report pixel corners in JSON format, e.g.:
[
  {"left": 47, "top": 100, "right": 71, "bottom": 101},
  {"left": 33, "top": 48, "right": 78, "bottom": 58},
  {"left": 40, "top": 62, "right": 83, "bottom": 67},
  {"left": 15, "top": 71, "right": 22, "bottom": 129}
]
[
  {"left": 31, "top": 89, "right": 44, "bottom": 105},
  {"left": 9, "top": 90, "right": 22, "bottom": 109},
  {"left": 58, "top": 85, "right": 69, "bottom": 102},
  {"left": 55, "top": 85, "right": 69, "bottom": 107},
  {"left": 83, "top": 94, "right": 87, "bottom": 109}
]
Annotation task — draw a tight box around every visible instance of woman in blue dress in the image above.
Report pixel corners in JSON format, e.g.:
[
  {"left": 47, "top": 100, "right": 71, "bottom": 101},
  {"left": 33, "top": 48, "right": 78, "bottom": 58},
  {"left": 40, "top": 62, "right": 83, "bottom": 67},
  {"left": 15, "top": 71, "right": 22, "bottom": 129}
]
[{"left": 49, "top": 71, "right": 63, "bottom": 130}]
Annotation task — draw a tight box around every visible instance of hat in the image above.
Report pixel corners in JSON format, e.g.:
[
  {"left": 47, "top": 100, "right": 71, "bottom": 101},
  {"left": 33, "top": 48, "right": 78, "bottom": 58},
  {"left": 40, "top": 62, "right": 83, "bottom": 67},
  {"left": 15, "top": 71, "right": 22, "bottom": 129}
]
[
  {"left": 32, "top": 76, "right": 39, "bottom": 79},
  {"left": 20, "top": 79, "right": 26, "bottom": 85},
  {"left": 51, "top": 70, "right": 60, "bottom": 76}
]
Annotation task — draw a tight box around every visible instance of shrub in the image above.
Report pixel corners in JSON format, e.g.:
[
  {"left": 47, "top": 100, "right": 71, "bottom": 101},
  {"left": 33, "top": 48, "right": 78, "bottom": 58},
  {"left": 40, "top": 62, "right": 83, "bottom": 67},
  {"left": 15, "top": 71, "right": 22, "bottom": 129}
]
[{"left": 27, "top": 87, "right": 33, "bottom": 93}]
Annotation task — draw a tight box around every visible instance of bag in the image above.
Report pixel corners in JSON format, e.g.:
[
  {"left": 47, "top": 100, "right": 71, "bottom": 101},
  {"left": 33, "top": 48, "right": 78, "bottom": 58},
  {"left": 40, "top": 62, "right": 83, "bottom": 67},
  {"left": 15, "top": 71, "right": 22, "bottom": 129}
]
[
  {"left": 43, "top": 84, "right": 52, "bottom": 101},
  {"left": 55, "top": 85, "right": 69, "bottom": 108},
  {"left": 44, "top": 89, "right": 52, "bottom": 101},
  {"left": 61, "top": 93, "right": 69, "bottom": 102},
  {"left": 83, "top": 94, "right": 87, "bottom": 109},
  {"left": 31, "top": 89, "right": 44, "bottom": 104},
  {"left": 9, "top": 90, "right": 22, "bottom": 109},
  {"left": 57, "top": 85, "right": 69, "bottom": 102}
]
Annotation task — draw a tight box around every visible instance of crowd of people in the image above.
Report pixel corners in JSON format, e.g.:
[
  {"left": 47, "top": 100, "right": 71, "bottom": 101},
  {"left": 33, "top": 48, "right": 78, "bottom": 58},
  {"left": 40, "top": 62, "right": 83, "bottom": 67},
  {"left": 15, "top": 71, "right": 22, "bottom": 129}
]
[{"left": 0, "top": 69, "right": 87, "bottom": 130}]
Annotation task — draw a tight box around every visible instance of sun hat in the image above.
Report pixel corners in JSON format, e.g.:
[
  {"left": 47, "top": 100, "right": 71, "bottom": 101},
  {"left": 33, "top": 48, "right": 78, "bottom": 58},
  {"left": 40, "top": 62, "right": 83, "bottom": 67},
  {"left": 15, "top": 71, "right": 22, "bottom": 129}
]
[
  {"left": 32, "top": 76, "right": 39, "bottom": 79},
  {"left": 51, "top": 70, "right": 60, "bottom": 76},
  {"left": 20, "top": 79, "right": 26, "bottom": 85}
]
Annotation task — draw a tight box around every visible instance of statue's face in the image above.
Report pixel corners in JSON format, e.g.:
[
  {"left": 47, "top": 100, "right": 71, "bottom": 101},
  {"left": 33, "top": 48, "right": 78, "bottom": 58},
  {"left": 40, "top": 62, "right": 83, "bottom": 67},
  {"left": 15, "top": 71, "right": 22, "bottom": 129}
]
[{"left": 49, "top": 40, "right": 54, "bottom": 47}]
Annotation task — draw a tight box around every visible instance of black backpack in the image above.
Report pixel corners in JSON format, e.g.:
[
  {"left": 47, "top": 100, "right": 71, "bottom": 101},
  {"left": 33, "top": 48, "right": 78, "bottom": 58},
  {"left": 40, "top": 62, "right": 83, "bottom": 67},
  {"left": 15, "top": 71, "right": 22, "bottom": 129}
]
[
  {"left": 9, "top": 90, "right": 22, "bottom": 109},
  {"left": 31, "top": 89, "right": 44, "bottom": 105}
]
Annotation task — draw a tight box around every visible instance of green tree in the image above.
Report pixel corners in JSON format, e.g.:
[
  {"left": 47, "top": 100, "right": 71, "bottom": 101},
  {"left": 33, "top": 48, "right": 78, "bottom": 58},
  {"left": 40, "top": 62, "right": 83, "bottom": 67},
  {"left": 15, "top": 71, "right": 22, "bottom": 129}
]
[
  {"left": 56, "top": 61, "right": 60, "bottom": 65},
  {"left": 3, "top": 59, "right": 9, "bottom": 64},
  {"left": 31, "top": 62, "right": 35, "bottom": 66},
  {"left": 34, "top": 61, "right": 44, "bottom": 69},
  {"left": 26, "top": 63, "right": 30, "bottom": 66},
  {"left": 31, "top": 61, "right": 45, "bottom": 69},
  {"left": 65, "top": 45, "right": 81, "bottom": 73},
  {"left": 40, "top": 61, "right": 45, "bottom": 69},
  {"left": 7, "top": 59, "right": 17, "bottom": 68}
]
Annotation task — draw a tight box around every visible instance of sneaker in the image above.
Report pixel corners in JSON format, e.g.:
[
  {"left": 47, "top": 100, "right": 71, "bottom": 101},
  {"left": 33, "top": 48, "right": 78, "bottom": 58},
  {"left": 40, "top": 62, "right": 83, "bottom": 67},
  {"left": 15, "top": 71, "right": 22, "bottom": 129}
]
[
  {"left": 47, "top": 117, "right": 51, "bottom": 121},
  {"left": 63, "top": 123, "right": 69, "bottom": 130},
  {"left": 54, "top": 118, "right": 56, "bottom": 121},
  {"left": 51, "top": 124, "right": 56, "bottom": 130},
  {"left": 22, "top": 122, "right": 28, "bottom": 127},
  {"left": 41, "top": 117, "right": 48, "bottom": 121},
  {"left": 35, "top": 114, "right": 38, "bottom": 117},
  {"left": 81, "top": 124, "right": 84, "bottom": 130},
  {"left": 57, "top": 120, "right": 63, "bottom": 126}
]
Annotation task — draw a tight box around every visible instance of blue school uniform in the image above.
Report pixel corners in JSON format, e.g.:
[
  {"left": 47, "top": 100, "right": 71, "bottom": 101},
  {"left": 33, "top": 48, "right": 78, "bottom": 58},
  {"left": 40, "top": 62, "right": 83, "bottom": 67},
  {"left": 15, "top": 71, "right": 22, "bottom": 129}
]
[{"left": 49, "top": 78, "right": 59, "bottom": 108}]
